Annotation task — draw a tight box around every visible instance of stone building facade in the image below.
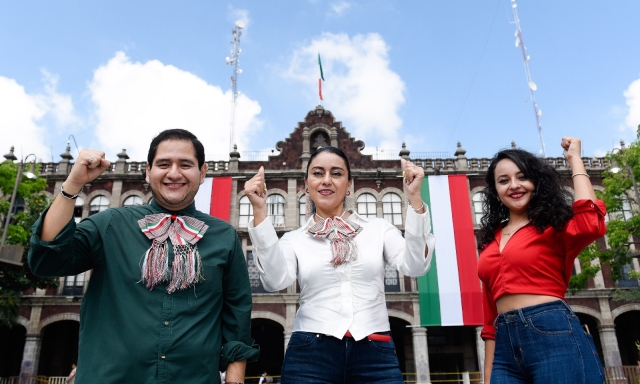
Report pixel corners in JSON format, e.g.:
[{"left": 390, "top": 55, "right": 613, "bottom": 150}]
[{"left": 1, "top": 105, "right": 639, "bottom": 383}]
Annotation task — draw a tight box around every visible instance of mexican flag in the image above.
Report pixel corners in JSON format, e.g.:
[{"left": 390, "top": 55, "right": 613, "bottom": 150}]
[
  {"left": 194, "top": 177, "right": 233, "bottom": 221},
  {"left": 418, "top": 175, "right": 484, "bottom": 326}
]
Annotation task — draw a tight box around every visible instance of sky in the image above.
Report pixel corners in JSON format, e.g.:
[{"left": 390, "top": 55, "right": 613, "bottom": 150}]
[{"left": 1, "top": 1, "right": 639, "bottom": 164}]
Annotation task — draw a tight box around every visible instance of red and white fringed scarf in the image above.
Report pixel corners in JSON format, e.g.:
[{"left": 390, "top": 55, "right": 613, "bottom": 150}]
[
  {"left": 138, "top": 213, "right": 209, "bottom": 293},
  {"left": 307, "top": 215, "right": 362, "bottom": 268}
]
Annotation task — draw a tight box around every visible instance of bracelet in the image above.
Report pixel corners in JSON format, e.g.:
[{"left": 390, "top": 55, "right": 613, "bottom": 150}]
[
  {"left": 571, "top": 173, "right": 590, "bottom": 178},
  {"left": 59, "top": 184, "right": 80, "bottom": 200},
  {"left": 409, "top": 201, "right": 425, "bottom": 212},
  {"left": 226, "top": 382, "right": 244, "bottom": 384}
]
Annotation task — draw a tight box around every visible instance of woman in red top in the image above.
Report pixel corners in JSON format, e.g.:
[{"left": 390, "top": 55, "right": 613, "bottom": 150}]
[{"left": 477, "top": 137, "right": 606, "bottom": 383}]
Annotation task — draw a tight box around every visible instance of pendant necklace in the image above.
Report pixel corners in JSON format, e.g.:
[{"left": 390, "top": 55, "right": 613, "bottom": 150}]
[{"left": 502, "top": 220, "right": 530, "bottom": 236}]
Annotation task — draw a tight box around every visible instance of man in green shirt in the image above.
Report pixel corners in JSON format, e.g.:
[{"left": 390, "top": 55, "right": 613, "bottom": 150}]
[{"left": 29, "top": 129, "right": 258, "bottom": 384}]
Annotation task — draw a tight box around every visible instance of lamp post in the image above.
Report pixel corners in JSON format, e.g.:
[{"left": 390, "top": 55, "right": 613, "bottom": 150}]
[{"left": 1, "top": 150, "right": 37, "bottom": 246}]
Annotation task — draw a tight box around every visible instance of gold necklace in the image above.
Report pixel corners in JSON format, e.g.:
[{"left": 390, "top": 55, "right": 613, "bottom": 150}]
[{"left": 502, "top": 220, "right": 530, "bottom": 236}]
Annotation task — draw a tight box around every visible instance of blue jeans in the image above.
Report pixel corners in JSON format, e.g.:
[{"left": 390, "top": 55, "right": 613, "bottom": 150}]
[
  {"left": 280, "top": 331, "right": 404, "bottom": 384},
  {"left": 491, "top": 300, "right": 605, "bottom": 383}
]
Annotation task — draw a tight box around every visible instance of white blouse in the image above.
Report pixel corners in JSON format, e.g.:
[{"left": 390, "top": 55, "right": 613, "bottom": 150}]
[{"left": 247, "top": 208, "right": 436, "bottom": 341}]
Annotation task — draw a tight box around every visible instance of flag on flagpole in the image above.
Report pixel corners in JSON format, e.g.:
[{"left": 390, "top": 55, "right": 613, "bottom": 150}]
[
  {"left": 318, "top": 53, "right": 325, "bottom": 81},
  {"left": 194, "top": 177, "right": 233, "bottom": 221},
  {"left": 418, "top": 174, "right": 484, "bottom": 326},
  {"left": 319, "top": 79, "right": 323, "bottom": 101}
]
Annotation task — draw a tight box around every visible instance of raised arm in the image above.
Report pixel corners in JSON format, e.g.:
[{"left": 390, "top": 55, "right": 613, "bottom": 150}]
[
  {"left": 561, "top": 137, "right": 597, "bottom": 202},
  {"left": 41, "top": 150, "right": 111, "bottom": 241}
]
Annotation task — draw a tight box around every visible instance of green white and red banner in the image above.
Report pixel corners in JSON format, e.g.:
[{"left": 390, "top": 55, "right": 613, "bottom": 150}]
[
  {"left": 418, "top": 175, "right": 483, "bottom": 326},
  {"left": 195, "top": 177, "right": 233, "bottom": 221}
]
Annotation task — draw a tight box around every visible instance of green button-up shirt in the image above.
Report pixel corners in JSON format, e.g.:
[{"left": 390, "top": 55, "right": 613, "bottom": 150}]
[{"left": 29, "top": 200, "right": 259, "bottom": 384}]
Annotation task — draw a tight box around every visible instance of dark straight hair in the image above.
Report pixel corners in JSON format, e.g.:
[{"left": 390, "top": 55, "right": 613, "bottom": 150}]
[
  {"left": 304, "top": 146, "right": 352, "bottom": 180},
  {"left": 147, "top": 129, "right": 206, "bottom": 168}
]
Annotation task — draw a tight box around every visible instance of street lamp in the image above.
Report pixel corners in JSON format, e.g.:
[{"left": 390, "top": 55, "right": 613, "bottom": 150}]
[{"left": 1, "top": 149, "right": 37, "bottom": 247}]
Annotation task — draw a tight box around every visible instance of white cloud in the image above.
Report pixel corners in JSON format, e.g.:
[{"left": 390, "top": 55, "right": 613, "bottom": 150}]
[
  {"left": 0, "top": 75, "right": 77, "bottom": 161},
  {"left": 284, "top": 33, "right": 405, "bottom": 148},
  {"left": 330, "top": 2, "right": 351, "bottom": 17},
  {"left": 623, "top": 77, "right": 640, "bottom": 132},
  {"left": 88, "top": 51, "right": 262, "bottom": 161},
  {"left": 35, "top": 69, "right": 81, "bottom": 128}
]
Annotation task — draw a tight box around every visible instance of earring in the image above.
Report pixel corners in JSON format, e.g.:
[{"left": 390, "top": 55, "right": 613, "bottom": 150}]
[
  {"left": 305, "top": 188, "right": 309, "bottom": 194},
  {"left": 347, "top": 191, "right": 351, "bottom": 196}
]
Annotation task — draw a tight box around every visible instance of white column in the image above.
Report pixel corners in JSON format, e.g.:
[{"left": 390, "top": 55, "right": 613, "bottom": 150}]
[
  {"left": 285, "top": 178, "right": 297, "bottom": 229},
  {"left": 283, "top": 297, "right": 297, "bottom": 351},
  {"left": 19, "top": 305, "right": 43, "bottom": 382},
  {"left": 412, "top": 327, "right": 431, "bottom": 384},
  {"left": 597, "top": 297, "right": 622, "bottom": 367},
  {"left": 109, "top": 180, "right": 123, "bottom": 207}
]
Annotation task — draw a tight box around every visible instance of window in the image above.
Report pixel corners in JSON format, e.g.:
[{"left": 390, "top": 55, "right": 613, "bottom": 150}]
[
  {"left": 246, "top": 251, "right": 269, "bottom": 294},
  {"left": 73, "top": 197, "right": 85, "bottom": 223},
  {"left": 267, "top": 194, "right": 286, "bottom": 227},
  {"left": 62, "top": 273, "right": 85, "bottom": 296},
  {"left": 89, "top": 196, "right": 109, "bottom": 216},
  {"left": 357, "top": 193, "right": 377, "bottom": 219},
  {"left": 123, "top": 196, "right": 143, "bottom": 206},
  {"left": 382, "top": 193, "right": 402, "bottom": 225},
  {"left": 618, "top": 264, "right": 639, "bottom": 288},
  {"left": 238, "top": 196, "right": 253, "bottom": 227},
  {"left": 608, "top": 195, "right": 633, "bottom": 221},
  {"left": 384, "top": 265, "right": 400, "bottom": 292},
  {"left": 299, "top": 195, "right": 307, "bottom": 227},
  {"left": 472, "top": 192, "right": 485, "bottom": 225}
]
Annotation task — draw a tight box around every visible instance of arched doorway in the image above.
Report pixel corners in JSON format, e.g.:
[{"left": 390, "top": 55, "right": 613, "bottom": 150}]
[
  {"left": 249, "top": 318, "right": 284, "bottom": 378},
  {"left": 0, "top": 324, "right": 26, "bottom": 377},
  {"left": 614, "top": 310, "right": 640, "bottom": 365},
  {"left": 37, "top": 320, "right": 79, "bottom": 376},
  {"left": 389, "top": 317, "right": 411, "bottom": 374},
  {"left": 427, "top": 326, "right": 478, "bottom": 381},
  {"left": 576, "top": 313, "right": 604, "bottom": 365}
]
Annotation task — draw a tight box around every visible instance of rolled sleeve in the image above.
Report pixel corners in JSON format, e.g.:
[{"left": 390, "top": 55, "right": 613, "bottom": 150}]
[
  {"left": 28, "top": 207, "right": 95, "bottom": 277},
  {"left": 481, "top": 282, "right": 497, "bottom": 340},
  {"left": 220, "top": 235, "right": 260, "bottom": 369}
]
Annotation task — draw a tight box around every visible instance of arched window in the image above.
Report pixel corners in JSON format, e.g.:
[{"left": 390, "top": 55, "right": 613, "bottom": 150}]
[
  {"left": 73, "top": 197, "right": 85, "bottom": 223},
  {"left": 89, "top": 196, "right": 109, "bottom": 216},
  {"left": 608, "top": 195, "right": 633, "bottom": 222},
  {"left": 63, "top": 272, "right": 85, "bottom": 296},
  {"left": 299, "top": 195, "right": 307, "bottom": 227},
  {"left": 267, "top": 194, "right": 286, "bottom": 227},
  {"left": 382, "top": 193, "right": 402, "bottom": 225},
  {"left": 123, "top": 196, "right": 143, "bottom": 207},
  {"left": 472, "top": 192, "right": 485, "bottom": 225},
  {"left": 238, "top": 196, "right": 253, "bottom": 227},
  {"left": 357, "top": 193, "right": 377, "bottom": 219}
]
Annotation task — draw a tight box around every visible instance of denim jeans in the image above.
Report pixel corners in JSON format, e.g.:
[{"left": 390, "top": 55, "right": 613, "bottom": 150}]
[
  {"left": 280, "top": 331, "right": 404, "bottom": 384},
  {"left": 491, "top": 300, "right": 605, "bottom": 383}
]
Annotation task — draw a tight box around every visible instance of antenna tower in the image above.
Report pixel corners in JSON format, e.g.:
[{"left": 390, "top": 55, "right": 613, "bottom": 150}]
[
  {"left": 511, "top": 0, "right": 546, "bottom": 156},
  {"left": 226, "top": 20, "right": 245, "bottom": 152}
]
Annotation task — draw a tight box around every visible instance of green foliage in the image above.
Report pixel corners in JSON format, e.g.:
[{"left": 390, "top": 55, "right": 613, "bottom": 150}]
[
  {"left": 571, "top": 125, "right": 640, "bottom": 301},
  {"left": 0, "top": 159, "right": 58, "bottom": 326},
  {"left": 569, "top": 243, "right": 602, "bottom": 293}
]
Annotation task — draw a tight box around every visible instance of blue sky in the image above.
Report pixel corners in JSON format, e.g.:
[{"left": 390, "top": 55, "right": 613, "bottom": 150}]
[{"left": 1, "top": 1, "right": 639, "bottom": 163}]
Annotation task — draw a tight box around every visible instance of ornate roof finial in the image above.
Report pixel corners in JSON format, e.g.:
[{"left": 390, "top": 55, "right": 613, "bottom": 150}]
[
  {"left": 230, "top": 144, "right": 241, "bottom": 159},
  {"left": 511, "top": 141, "right": 517, "bottom": 149},
  {"left": 117, "top": 149, "right": 130, "bottom": 161},
  {"left": 4, "top": 146, "right": 17, "bottom": 161},
  {"left": 399, "top": 142, "right": 410, "bottom": 159},
  {"left": 454, "top": 141, "right": 466, "bottom": 157}
]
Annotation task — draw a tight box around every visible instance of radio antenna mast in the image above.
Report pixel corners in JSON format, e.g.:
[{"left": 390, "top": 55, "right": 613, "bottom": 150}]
[
  {"left": 511, "top": 0, "right": 546, "bottom": 156},
  {"left": 226, "top": 20, "right": 245, "bottom": 153}
]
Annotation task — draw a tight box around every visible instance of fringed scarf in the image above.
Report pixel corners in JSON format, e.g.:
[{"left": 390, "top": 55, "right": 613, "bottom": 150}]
[
  {"left": 138, "top": 213, "right": 209, "bottom": 293},
  {"left": 307, "top": 214, "right": 362, "bottom": 268}
]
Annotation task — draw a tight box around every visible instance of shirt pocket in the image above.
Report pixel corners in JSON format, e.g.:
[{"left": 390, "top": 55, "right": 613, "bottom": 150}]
[{"left": 187, "top": 265, "right": 223, "bottom": 312}]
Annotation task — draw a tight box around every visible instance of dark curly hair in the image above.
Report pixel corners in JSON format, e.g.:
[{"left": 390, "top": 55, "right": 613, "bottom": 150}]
[{"left": 477, "top": 149, "right": 573, "bottom": 251}]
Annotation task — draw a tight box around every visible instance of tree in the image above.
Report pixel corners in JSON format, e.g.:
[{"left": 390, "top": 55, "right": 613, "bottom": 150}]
[
  {"left": 0, "top": 159, "right": 58, "bottom": 326},
  {"left": 569, "top": 125, "right": 640, "bottom": 302}
]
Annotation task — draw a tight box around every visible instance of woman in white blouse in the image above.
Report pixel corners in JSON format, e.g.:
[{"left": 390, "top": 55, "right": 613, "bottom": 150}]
[{"left": 244, "top": 146, "right": 435, "bottom": 384}]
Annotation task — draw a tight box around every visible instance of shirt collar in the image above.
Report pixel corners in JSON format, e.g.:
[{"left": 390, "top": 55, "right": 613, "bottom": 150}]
[
  {"left": 301, "top": 209, "right": 368, "bottom": 231},
  {"left": 149, "top": 198, "right": 197, "bottom": 216}
]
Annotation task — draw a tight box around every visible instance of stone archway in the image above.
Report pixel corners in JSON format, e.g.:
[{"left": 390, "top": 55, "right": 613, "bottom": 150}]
[
  {"left": 249, "top": 317, "right": 285, "bottom": 379},
  {"left": 0, "top": 322, "right": 27, "bottom": 377},
  {"left": 37, "top": 319, "right": 79, "bottom": 377}
]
